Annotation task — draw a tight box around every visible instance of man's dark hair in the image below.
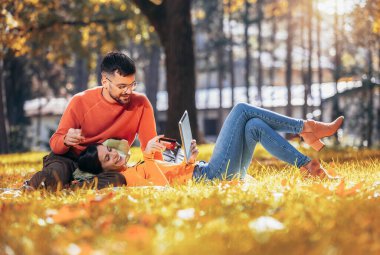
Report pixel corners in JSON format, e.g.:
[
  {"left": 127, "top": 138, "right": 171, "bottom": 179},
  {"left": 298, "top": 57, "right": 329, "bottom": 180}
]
[
  {"left": 100, "top": 51, "right": 136, "bottom": 76},
  {"left": 78, "top": 143, "right": 104, "bottom": 174}
]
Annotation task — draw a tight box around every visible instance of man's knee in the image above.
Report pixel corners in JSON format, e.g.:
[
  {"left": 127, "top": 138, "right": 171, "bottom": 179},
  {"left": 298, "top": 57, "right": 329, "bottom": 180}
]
[
  {"left": 96, "top": 171, "right": 127, "bottom": 189},
  {"left": 29, "top": 169, "right": 68, "bottom": 191},
  {"left": 29, "top": 155, "right": 76, "bottom": 191}
]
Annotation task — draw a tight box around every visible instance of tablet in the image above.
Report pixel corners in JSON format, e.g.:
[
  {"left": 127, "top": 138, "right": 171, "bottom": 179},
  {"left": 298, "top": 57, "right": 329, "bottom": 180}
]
[{"left": 178, "top": 111, "right": 193, "bottom": 163}]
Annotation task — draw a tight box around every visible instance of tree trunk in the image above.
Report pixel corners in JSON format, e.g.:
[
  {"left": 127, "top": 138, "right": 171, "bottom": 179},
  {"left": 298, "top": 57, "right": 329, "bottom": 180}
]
[
  {"left": 285, "top": 0, "right": 294, "bottom": 117},
  {"left": 300, "top": 0, "right": 308, "bottom": 118},
  {"left": 96, "top": 48, "right": 103, "bottom": 86},
  {"left": 74, "top": 56, "right": 90, "bottom": 93},
  {"left": 366, "top": 49, "right": 374, "bottom": 147},
  {"left": 269, "top": 10, "right": 277, "bottom": 88},
  {"left": 216, "top": 1, "right": 226, "bottom": 132},
  {"left": 316, "top": 0, "right": 323, "bottom": 120},
  {"left": 333, "top": 0, "right": 341, "bottom": 123},
  {"left": 256, "top": 0, "right": 263, "bottom": 106},
  {"left": 0, "top": 58, "right": 9, "bottom": 153},
  {"left": 144, "top": 44, "right": 160, "bottom": 116},
  {"left": 227, "top": 0, "right": 236, "bottom": 108},
  {"left": 306, "top": 0, "right": 313, "bottom": 118},
  {"left": 133, "top": 0, "right": 199, "bottom": 141},
  {"left": 244, "top": 0, "right": 252, "bottom": 103}
]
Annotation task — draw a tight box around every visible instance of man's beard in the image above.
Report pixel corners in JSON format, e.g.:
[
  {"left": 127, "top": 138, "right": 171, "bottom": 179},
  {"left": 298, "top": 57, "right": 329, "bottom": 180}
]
[{"left": 111, "top": 94, "right": 131, "bottom": 105}]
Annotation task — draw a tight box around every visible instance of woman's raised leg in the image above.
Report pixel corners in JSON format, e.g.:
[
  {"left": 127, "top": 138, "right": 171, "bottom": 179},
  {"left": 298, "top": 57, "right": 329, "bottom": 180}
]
[{"left": 200, "top": 104, "right": 310, "bottom": 180}]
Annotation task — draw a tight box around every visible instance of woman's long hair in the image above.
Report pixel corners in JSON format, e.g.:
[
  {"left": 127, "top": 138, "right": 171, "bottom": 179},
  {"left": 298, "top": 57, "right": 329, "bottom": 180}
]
[{"left": 78, "top": 143, "right": 103, "bottom": 174}]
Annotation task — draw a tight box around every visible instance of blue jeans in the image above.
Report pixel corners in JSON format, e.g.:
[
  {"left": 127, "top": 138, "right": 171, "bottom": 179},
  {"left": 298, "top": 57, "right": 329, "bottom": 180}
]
[{"left": 193, "top": 103, "right": 311, "bottom": 181}]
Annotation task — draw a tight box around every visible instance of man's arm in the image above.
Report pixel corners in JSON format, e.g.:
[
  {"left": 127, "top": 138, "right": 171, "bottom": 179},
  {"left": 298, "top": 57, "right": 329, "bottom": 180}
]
[
  {"left": 137, "top": 97, "right": 163, "bottom": 160},
  {"left": 49, "top": 97, "right": 83, "bottom": 154}
]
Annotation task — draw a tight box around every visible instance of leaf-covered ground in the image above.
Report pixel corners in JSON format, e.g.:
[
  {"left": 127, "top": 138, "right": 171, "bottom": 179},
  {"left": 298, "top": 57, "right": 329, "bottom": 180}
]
[{"left": 0, "top": 145, "right": 379, "bottom": 255}]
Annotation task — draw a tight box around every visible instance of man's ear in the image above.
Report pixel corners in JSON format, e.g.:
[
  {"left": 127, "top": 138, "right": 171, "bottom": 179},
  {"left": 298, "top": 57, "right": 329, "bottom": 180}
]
[{"left": 100, "top": 73, "right": 107, "bottom": 87}]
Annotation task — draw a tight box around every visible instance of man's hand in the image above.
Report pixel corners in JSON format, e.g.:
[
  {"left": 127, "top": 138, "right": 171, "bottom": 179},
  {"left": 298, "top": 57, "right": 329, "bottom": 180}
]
[
  {"left": 64, "top": 128, "right": 85, "bottom": 147},
  {"left": 188, "top": 139, "right": 199, "bottom": 164},
  {"left": 144, "top": 135, "right": 166, "bottom": 155}
]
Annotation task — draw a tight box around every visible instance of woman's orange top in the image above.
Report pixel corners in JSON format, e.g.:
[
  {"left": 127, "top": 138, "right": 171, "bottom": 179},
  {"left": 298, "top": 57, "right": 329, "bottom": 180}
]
[{"left": 121, "top": 152, "right": 196, "bottom": 186}]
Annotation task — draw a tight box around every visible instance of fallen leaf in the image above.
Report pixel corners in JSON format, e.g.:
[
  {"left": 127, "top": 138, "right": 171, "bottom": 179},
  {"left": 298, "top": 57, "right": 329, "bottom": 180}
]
[
  {"left": 199, "top": 198, "right": 220, "bottom": 209},
  {"left": 88, "top": 192, "right": 114, "bottom": 208},
  {"left": 79, "top": 242, "right": 93, "bottom": 255},
  {"left": 335, "top": 180, "right": 363, "bottom": 197},
  {"left": 139, "top": 213, "right": 158, "bottom": 227},
  {"left": 95, "top": 215, "right": 114, "bottom": 232},
  {"left": 122, "top": 225, "right": 152, "bottom": 244},
  {"left": 52, "top": 206, "right": 88, "bottom": 224},
  {"left": 308, "top": 183, "right": 332, "bottom": 195}
]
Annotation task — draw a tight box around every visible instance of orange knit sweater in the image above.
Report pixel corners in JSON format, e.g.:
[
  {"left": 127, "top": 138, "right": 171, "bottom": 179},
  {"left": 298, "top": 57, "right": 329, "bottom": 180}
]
[
  {"left": 122, "top": 153, "right": 196, "bottom": 186},
  {"left": 50, "top": 87, "right": 162, "bottom": 160}
]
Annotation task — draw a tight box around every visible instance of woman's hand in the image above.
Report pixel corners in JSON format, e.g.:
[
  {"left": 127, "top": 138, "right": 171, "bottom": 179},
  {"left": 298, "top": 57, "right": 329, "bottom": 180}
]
[
  {"left": 144, "top": 135, "right": 166, "bottom": 155},
  {"left": 188, "top": 139, "right": 199, "bottom": 164}
]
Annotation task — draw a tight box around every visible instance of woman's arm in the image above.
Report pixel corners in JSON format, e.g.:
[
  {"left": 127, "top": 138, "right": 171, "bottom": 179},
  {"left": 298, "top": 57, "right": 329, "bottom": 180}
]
[{"left": 142, "top": 152, "right": 170, "bottom": 186}]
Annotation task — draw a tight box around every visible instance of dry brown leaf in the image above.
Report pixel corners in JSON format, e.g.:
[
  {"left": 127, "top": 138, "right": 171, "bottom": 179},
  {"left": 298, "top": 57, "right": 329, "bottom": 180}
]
[
  {"left": 52, "top": 206, "right": 88, "bottom": 224},
  {"left": 139, "top": 213, "right": 158, "bottom": 227},
  {"left": 122, "top": 225, "right": 152, "bottom": 244},
  {"left": 335, "top": 181, "right": 363, "bottom": 197},
  {"left": 87, "top": 192, "right": 115, "bottom": 208},
  {"left": 308, "top": 183, "right": 332, "bottom": 195}
]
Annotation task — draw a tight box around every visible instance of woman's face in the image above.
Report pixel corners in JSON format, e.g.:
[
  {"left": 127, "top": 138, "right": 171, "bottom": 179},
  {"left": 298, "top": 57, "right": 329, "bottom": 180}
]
[{"left": 96, "top": 145, "right": 129, "bottom": 172}]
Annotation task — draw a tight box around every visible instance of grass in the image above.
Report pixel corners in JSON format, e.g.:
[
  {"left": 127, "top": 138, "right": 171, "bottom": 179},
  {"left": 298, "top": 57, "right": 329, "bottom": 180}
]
[{"left": 0, "top": 144, "right": 380, "bottom": 255}]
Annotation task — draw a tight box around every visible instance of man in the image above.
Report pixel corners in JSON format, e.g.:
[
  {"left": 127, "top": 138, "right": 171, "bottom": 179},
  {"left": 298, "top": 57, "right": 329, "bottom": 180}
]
[{"left": 27, "top": 51, "right": 164, "bottom": 190}]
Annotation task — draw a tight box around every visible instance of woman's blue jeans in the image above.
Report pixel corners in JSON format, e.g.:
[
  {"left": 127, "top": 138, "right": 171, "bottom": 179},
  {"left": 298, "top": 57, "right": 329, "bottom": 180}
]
[{"left": 193, "top": 103, "right": 311, "bottom": 181}]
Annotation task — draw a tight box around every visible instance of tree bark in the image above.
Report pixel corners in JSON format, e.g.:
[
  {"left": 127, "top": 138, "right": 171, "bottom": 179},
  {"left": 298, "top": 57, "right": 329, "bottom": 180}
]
[
  {"left": 306, "top": 0, "right": 313, "bottom": 118},
  {"left": 74, "top": 56, "right": 90, "bottom": 93},
  {"left": 133, "top": 0, "right": 199, "bottom": 141},
  {"left": 366, "top": 49, "right": 374, "bottom": 147},
  {"left": 285, "top": 0, "right": 294, "bottom": 117},
  {"left": 227, "top": 0, "right": 236, "bottom": 108},
  {"left": 300, "top": 0, "right": 308, "bottom": 118},
  {"left": 269, "top": 9, "right": 277, "bottom": 88},
  {"left": 144, "top": 44, "right": 160, "bottom": 116},
  {"left": 244, "top": 0, "right": 252, "bottom": 103},
  {"left": 0, "top": 58, "right": 9, "bottom": 153},
  {"left": 333, "top": 0, "right": 341, "bottom": 123},
  {"left": 256, "top": 0, "right": 264, "bottom": 106},
  {"left": 216, "top": 1, "right": 226, "bottom": 132},
  {"left": 316, "top": 0, "right": 323, "bottom": 120}
]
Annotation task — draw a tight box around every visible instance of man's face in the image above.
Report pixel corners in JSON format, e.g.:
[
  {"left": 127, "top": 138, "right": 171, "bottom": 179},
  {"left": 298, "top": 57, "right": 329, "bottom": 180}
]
[
  {"left": 97, "top": 145, "right": 130, "bottom": 172},
  {"left": 102, "top": 72, "right": 136, "bottom": 105}
]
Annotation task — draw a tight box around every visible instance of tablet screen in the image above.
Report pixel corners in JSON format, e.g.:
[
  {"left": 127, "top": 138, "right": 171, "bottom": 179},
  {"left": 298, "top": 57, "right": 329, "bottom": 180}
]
[{"left": 178, "top": 111, "right": 193, "bottom": 163}]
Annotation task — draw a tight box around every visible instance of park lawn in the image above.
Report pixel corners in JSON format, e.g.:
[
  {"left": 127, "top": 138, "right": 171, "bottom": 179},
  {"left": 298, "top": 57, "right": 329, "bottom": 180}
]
[{"left": 0, "top": 145, "right": 380, "bottom": 255}]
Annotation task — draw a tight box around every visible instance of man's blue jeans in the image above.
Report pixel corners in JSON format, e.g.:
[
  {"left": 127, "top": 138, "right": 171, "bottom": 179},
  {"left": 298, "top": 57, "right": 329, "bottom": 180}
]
[{"left": 193, "top": 103, "right": 311, "bottom": 180}]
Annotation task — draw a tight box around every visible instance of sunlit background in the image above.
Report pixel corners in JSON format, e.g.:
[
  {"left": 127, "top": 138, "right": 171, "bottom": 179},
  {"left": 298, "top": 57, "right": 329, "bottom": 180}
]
[{"left": 0, "top": 0, "right": 379, "bottom": 153}]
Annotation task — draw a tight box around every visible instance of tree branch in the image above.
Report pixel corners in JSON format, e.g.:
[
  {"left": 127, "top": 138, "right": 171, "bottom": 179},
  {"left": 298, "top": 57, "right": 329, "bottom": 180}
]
[
  {"left": 132, "top": 0, "right": 165, "bottom": 36},
  {"left": 8, "top": 16, "right": 130, "bottom": 36}
]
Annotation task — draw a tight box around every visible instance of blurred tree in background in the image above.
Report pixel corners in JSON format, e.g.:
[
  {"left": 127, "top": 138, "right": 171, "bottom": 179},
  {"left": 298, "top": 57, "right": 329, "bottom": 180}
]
[{"left": 1, "top": 0, "right": 380, "bottom": 153}]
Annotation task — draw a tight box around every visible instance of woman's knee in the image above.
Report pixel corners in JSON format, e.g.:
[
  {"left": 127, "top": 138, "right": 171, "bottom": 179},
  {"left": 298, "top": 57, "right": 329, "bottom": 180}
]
[
  {"left": 245, "top": 118, "right": 267, "bottom": 139},
  {"left": 246, "top": 118, "right": 266, "bottom": 129},
  {"left": 233, "top": 102, "right": 250, "bottom": 113}
]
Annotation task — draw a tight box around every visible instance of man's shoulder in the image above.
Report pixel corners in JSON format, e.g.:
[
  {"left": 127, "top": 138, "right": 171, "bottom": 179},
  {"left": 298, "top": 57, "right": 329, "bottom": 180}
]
[
  {"left": 71, "top": 87, "right": 101, "bottom": 103},
  {"left": 131, "top": 92, "right": 151, "bottom": 106}
]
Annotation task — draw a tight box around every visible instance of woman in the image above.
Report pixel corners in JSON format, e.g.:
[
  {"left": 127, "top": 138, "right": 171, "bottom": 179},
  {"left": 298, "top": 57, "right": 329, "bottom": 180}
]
[{"left": 78, "top": 103, "right": 344, "bottom": 187}]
